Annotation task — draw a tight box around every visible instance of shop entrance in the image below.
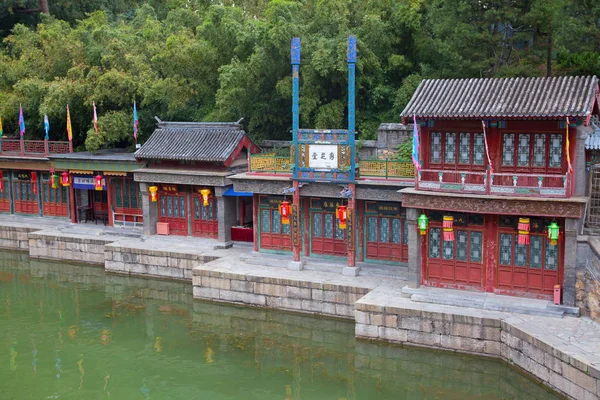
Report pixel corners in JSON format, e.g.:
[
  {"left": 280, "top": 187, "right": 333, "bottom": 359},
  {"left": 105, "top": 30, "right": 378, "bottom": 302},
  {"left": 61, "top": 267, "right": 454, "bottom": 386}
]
[
  {"left": 364, "top": 201, "right": 407, "bottom": 263},
  {"left": 158, "top": 186, "right": 188, "bottom": 236},
  {"left": 425, "top": 213, "right": 484, "bottom": 288},
  {"left": 258, "top": 195, "right": 291, "bottom": 252},
  {"left": 73, "top": 175, "right": 107, "bottom": 224},
  {"left": 496, "top": 217, "right": 562, "bottom": 296},
  {"left": 41, "top": 173, "right": 68, "bottom": 217},
  {"left": 192, "top": 191, "right": 218, "bottom": 238},
  {"left": 13, "top": 171, "right": 38, "bottom": 215},
  {"left": 309, "top": 198, "right": 346, "bottom": 257}
]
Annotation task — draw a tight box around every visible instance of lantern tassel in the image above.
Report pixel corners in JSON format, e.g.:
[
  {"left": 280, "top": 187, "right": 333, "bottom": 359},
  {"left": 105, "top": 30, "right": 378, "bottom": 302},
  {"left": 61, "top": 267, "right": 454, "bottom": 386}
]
[
  {"left": 443, "top": 228, "right": 454, "bottom": 241},
  {"left": 518, "top": 231, "right": 530, "bottom": 245}
]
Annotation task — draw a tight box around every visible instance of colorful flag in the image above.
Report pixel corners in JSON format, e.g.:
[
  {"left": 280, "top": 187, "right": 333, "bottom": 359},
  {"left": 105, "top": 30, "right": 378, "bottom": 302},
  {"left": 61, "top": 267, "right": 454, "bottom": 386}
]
[
  {"left": 66, "top": 105, "right": 72, "bottom": 141},
  {"left": 566, "top": 117, "right": 573, "bottom": 173},
  {"left": 18, "top": 105, "right": 25, "bottom": 137},
  {"left": 133, "top": 101, "right": 139, "bottom": 140},
  {"left": 93, "top": 101, "right": 98, "bottom": 134},
  {"left": 0, "top": 116, "right": 3, "bottom": 138},
  {"left": 44, "top": 114, "right": 50, "bottom": 140},
  {"left": 481, "top": 121, "right": 493, "bottom": 173},
  {"left": 412, "top": 115, "right": 420, "bottom": 171}
]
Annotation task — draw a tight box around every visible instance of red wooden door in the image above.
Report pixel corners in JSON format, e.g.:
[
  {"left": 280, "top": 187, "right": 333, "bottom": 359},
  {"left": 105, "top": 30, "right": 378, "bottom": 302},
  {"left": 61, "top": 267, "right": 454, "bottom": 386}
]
[
  {"left": 496, "top": 230, "right": 561, "bottom": 296},
  {"left": 426, "top": 225, "right": 484, "bottom": 288},
  {"left": 259, "top": 207, "right": 291, "bottom": 251},
  {"left": 158, "top": 192, "right": 188, "bottom": 236},
  {"left": 0, "top": 174, "right": 9, "bottom": 213},
  {"left": 365, "top": 215, "right": 408, "bottom": 263},
  {"left": 192, "top": 195, "right": 218, "bottom": 238},
  {"left": 42, "top": 183, "right": 68, "bottom": 217},
  {"left": 13, "top": 181, "right": 38, "bottom": 214},
  {"left": 311, "top": 211, "right": 346, "bottom": 257}
]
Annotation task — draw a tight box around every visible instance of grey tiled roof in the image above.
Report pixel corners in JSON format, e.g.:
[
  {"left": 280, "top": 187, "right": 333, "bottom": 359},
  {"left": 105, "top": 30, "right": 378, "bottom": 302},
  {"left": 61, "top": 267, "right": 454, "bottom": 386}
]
[
  {"left": 401, "top": 76, "right": 598, "bottom": 119},
  {"left": 135, "top": 122, "right": 248, "bottom": 162}
]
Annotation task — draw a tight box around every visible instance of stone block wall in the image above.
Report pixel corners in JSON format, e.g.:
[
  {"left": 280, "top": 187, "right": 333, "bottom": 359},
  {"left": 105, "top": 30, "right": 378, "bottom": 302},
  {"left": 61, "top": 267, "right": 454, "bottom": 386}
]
[
  {"left": 356, "top": 301, "right": 599, "bottom": 400},
  {"left": 192, "top": 269, "right": 369, "bottom": 319},
  {"left": 105, "top": 245, "right": 218, "bottom": 281},
  {"left": 576, "top": 237, "right": 600, "bottom": 322},
  {"left": 0, "top": 225, "right": 36, "bottom": 251},
  {"left": 28, "top": 232, "right": 113, "bottom": 265}
]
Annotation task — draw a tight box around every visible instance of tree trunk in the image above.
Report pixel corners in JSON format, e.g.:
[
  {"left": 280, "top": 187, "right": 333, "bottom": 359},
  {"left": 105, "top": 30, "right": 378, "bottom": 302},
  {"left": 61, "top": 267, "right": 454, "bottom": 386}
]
[
  {"left": 39, "top": 0, "right": 49, "bottom": 14},
  {"left": 546, "top": 32, "right": 552, "bottom": 77}
]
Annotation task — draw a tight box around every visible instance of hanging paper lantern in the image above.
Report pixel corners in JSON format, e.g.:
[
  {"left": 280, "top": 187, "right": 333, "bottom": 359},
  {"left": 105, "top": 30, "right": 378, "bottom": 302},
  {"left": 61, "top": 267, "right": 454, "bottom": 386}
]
[
  {"left": 61, "top": 171, "right": 70, "bottom": 186},
  {"left": 418, "top": 214, "right": 429, "bottom": 236},
  {"left": 149, "top": 186, "right": 158, "bottom": 202},
  {"left": 0, "top": 171, "right": 3, "bottom": 193},
  {"left": 95, "top": 174, "right": 103, "bottom": 191},
  {"left": 279, "top": 200, "right": 290, "bottom": 225},
  {"left": 31, "top": 172, "right": 37, "bottom": 195},
  {"left": 200, "top": 189, "right": 211, "bottom": 207},
  {"left": 337, "top": 205, "right": 347, "bottom": 229},
  {"left": 548, "top": 221, "right": 560, "bottom": 246},
  {"left": 51, "top": 173, "right": 59, "bottom": 189},
  {"left": 518, "top": 217, "right": 530, "bottom": 245},
  {"left": 443, "top": 215, "right": 454, "bottom": 241}
]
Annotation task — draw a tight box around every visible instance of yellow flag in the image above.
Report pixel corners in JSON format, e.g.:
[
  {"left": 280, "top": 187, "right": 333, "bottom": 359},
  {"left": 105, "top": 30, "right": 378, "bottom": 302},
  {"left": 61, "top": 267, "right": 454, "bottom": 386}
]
[
  {"left": 566, "top": 117, "right": 572, "bottom": 173},
  {"left": 66, "top": 105, "right": 72, "bottom": 141},
  {"left": 0, "top": 116, "right": 3, "bottom": 137}
]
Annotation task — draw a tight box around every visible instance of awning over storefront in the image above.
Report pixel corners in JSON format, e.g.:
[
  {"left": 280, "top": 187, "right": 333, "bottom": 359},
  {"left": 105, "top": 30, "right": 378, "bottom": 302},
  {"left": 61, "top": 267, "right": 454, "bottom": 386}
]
[{"left": 223, "top": 187, "right": 253, "bottom": 197}]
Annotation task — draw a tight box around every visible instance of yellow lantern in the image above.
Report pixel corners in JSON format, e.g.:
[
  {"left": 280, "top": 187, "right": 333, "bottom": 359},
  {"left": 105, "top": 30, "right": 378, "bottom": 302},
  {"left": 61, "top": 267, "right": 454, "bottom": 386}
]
[
  {"left": 200, "top": 189, "right": 211, "bottom": 206},
  {"left": 149, "top": 186, "right": 158, "bottom": 202}
]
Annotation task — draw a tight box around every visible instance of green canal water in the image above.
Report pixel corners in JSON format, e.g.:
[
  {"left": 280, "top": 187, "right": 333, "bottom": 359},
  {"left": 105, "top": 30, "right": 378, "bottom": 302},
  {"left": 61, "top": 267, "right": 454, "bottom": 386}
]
[{"left": 0, "top": 251, "right": 560, "bottom": 400}]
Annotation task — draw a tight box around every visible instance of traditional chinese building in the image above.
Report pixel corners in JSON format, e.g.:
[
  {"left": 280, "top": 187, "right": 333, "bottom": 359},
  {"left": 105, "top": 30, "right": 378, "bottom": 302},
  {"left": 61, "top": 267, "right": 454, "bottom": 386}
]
[
  {"left": 400, "top": 75, "right": 599, "bottom": 305},
  {"left": 134, "top": 120, "right": 259, "bottom": 243},
  {"left": 49, "top": 150, "right": 145, "bottom": 226},
  {"left": 232, "top": 36, "right": 415, "bottom": 274},
  {"left": 0, "top": 137, "right": 72, "bottom": 218}
]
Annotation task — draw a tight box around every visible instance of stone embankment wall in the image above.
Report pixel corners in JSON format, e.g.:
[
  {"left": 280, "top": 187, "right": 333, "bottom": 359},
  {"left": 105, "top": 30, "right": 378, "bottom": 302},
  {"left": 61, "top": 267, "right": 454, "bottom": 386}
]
[
  {"left": 28, "top": 232, "right": 113, "bottom": 265},
  {"left": 0, "top": 225, "right": 37, "bottom": 251},
  {"left": 576, "top": 237, "right": 600, "bottom": 322},
  {"left": 192, "top": 269, "right": 368, "bottom": 319},
  {"left": 356, "top": 299, "right": 599, "bottom": 400},
  {"left": 106, "top": 245, "right": 218, "bottom": 281}
]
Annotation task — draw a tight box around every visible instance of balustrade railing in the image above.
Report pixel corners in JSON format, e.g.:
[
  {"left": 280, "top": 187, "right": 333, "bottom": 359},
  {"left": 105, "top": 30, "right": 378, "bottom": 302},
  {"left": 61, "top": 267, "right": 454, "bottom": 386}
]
[
  {"left": 0, "top": 138, "right": 72, "bottom": 156},
  {"left": 417, "top": 168, "right": 572, "bottom": 198},
  {"left": 358, "top": 159, "right": 414, "bottom": 179},
  {"left": 417, "top": 169, "right": 488, "bottom": 194}
]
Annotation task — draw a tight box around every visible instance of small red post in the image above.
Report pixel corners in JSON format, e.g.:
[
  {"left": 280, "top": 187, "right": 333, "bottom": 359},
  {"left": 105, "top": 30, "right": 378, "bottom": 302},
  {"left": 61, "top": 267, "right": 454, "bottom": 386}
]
[
  {"left": 292, "top": 180, "right": 300, "bottom": 262},
  {"left": 20, "top": 138, "right": 25, "bottom": 156},
  {"left": 554, "top": 285, "right": 561, "bottom": 305}
]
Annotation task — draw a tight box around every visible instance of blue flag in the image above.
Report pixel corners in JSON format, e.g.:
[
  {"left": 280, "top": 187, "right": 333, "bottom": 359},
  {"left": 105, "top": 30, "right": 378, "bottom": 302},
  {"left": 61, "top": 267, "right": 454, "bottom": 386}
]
[
  {"left": 412, "top": 115, "right": 420, "bottom": 171},
  {"left": 44, "top": 114, "right": 50, "bottom": 140},
  {"left": 18, "top": 105, "right": 25, "bottom": 137},
  {"left": 133, "top": 101, "right": 139, "bottom": 140}
]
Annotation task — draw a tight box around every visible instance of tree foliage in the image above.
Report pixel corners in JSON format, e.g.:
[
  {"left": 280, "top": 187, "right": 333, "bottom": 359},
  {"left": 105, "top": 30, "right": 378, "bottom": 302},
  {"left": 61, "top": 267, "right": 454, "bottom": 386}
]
[{"left": 0, "top": 0, "right": 598, "bottom": 151}]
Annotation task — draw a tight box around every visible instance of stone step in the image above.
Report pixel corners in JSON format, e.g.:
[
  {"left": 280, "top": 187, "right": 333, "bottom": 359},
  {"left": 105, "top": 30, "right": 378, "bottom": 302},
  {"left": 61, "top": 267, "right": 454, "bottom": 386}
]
[{"left": 402, "top": 286, "right": 579, "bottom": 318}]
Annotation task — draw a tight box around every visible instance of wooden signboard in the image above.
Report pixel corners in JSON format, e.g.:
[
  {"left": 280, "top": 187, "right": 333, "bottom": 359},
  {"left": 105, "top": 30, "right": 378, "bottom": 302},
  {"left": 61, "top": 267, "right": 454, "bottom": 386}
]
[
  {"left": 346, "top": 208, "right": 354, "bottom": 251},
  {"left": 291, "top": 204, "right": 301, "bottom": 246}
]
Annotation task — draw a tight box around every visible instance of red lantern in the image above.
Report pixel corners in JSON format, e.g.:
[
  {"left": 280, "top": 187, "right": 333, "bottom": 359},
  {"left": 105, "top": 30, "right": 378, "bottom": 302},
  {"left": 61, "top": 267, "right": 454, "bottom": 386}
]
[
  {"left": 95, "top": 174, "right": 103, "bottom": 191},
  {"left": 0, "top": 171, "right": 3, "bottom": 192},
  {"left": 31, "top": 172, "right": 37, "bottom": 195},
  {"left": 279, "top": 201, "right": 290, "bottom": 225},
  {"left": 337, "top": 205, "right": 347, "bottom": 229},
  {"left": 61, "top": 171, "right": 70, "bottom": 186},
  {"left": 443, "top": 215, "right": 454, "bottom": 241},
  {"left": 518, "top": 217, "right": 530, "bottom": 245}
]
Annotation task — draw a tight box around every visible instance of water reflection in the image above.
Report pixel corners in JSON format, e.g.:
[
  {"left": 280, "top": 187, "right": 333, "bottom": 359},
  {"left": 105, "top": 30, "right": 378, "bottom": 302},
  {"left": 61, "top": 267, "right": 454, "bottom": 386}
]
[{"left": 0, "top": 251, "right": 559, "bottom": 400}]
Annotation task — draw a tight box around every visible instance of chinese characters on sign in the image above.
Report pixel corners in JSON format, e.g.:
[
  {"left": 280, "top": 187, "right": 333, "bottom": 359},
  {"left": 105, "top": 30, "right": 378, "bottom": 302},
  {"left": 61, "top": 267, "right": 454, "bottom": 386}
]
[
  {"left": 161, "top": 186, "right": 178, "bottom": 193},
  {"left": 291, "top": 204, "right": 301, "bottom": 246},
  {"left": 15, "top": 171, "right": 31, "bottom": 181},
  {"left": 308, "top": 144, "right": 339, "bottom": 169},
  {"left": 74, "top": 176, "right": 106, "bottom": 187},
  {"left": 346, "top": 208, "right": 354, "bottom": 250}
]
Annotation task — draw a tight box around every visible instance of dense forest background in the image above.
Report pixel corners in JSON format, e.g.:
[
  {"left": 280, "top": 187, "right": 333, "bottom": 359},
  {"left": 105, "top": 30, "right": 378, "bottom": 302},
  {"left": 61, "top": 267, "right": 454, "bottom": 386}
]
[{"left": 0, "top": 0, "right": 598, "bottom": 151}]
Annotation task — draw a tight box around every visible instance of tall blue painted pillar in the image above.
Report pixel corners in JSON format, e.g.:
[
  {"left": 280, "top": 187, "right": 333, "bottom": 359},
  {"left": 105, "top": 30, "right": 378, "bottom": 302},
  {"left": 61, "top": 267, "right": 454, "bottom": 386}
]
[
  {"left": 291, "top": 37, "right": 302, "bottom": 264},
  {"left": 346, "top": 35, "right": 358, "bottom": 273}
]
